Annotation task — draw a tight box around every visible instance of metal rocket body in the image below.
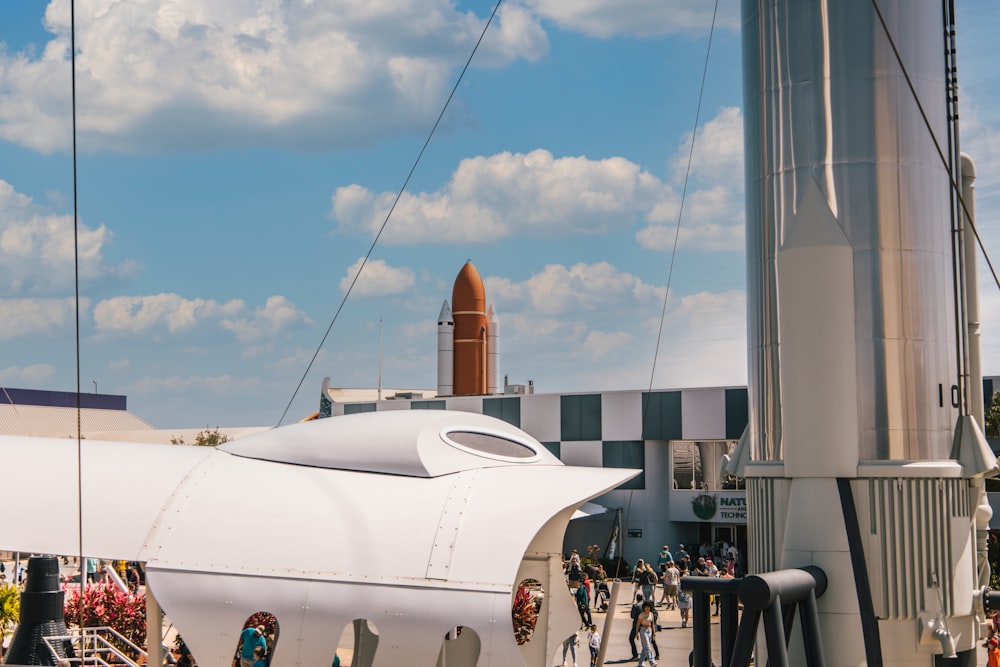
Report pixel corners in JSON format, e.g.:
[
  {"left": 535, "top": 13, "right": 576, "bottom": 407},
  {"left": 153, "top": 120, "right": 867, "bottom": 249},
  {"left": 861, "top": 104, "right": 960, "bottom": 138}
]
[{"left": 741, "top": 1, "right": 997, "bottom": 665}]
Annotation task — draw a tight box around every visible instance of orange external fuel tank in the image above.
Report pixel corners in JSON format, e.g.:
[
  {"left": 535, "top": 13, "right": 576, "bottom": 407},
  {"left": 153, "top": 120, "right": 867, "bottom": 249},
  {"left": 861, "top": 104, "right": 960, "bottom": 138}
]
[{"left": 451, "top": 261, "right": 489, "bottom": 395}]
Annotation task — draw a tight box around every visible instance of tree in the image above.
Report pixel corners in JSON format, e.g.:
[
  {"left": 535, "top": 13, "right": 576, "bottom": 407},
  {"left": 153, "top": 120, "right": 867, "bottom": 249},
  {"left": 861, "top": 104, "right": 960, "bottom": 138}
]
[
  {"left": 170, "top": 428, "right": 231, "bottom": 446},
  {"left": 986, "top": 391, "right": 1000, "bottom": 439}
]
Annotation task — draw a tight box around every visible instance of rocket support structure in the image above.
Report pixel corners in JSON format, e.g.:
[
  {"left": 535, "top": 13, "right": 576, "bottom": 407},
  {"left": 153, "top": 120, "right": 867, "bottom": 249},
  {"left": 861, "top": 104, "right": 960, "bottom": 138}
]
[
  {"left": 739, "top": 2, "right": 997, "bottom": 666},
  {"left": 488, "top": 305, "right": 500, "bottom": 394}
]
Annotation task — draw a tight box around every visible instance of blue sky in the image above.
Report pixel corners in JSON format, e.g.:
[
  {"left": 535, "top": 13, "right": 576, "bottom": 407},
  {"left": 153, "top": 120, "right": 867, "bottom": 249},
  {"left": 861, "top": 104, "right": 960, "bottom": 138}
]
[{"left": 0, "top": 0, "right": 998, "bottom": 429}]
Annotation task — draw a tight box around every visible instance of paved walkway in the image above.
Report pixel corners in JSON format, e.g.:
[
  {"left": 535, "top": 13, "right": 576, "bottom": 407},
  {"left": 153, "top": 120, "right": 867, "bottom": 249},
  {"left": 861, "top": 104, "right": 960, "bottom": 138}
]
[{"left": 558, "top": 589, "right": 724, "bottom": 667}]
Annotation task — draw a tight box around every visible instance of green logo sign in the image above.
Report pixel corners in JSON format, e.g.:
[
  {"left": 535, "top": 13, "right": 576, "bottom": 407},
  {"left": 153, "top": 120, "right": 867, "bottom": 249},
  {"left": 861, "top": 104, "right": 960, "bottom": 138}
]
[{"left": 692, "top": 493, "right": 717, "bottom": 521}]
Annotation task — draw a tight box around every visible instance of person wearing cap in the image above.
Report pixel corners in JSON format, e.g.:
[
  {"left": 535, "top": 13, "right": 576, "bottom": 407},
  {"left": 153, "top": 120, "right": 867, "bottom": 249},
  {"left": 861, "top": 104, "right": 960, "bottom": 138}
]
[
  {"left": 656, "top": 546, "right": 672, "bottom": 574},
  {"left": 238, "top": 625, "right": 267, "bottom": 667}
]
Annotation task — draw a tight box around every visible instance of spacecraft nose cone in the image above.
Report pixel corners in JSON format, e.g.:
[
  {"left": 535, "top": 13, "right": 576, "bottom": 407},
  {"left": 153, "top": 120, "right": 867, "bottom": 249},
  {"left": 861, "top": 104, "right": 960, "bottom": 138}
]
[{"left": 452, "top": 261, "right": 486, "bottom": 310}]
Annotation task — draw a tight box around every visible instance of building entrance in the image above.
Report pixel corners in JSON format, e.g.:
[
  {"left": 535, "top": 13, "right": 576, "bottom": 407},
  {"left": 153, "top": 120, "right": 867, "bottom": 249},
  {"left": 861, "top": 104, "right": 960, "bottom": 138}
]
[{"left": 696, "top": 523, "right": 748, "bottom": 571}]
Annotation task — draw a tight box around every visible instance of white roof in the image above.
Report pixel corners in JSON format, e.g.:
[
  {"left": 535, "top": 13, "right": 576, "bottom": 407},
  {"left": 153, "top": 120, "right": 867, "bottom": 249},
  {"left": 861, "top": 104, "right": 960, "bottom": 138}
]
[{"left": 0, "top": 404, "right": 153, "bottom": 437}]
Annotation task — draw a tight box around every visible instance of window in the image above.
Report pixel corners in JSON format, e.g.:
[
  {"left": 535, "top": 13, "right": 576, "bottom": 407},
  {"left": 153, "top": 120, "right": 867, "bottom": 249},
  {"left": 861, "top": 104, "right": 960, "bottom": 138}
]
[
  {"left": 560, "top": 395, "right": 601, "bottom": 441},
  {"left": 483, "top": 397, "right": 521, "bottom": 427},
  {"left": 671, "top": 440, "right": 743, "bottom": 491},
  {"left": 412, "top": 400, "right": 446, "bottom": 410},
  {"left": 541, "top": 442, "right": 561, "bottom": 459},
  {"left": 336, "top": 619, "right": 379, "bottom": 667},
  {"left": 602, "top": 440, "right": 644, "bottom": 489},
  {"left": 344, "top": 403, "right": 376, "bottom": 414},
  {"left": 641, "top": 391, "right": 681, "bottom": 440},
  {"left": 445, "top": 431, "right": 538, "bottom": 459},
  {"left": 234, "top": 612, "right": 278, "bottom": 667},
  {"left": 725, "top": 388, "right": 748, "bottom": 439},
  {"left": 437, "top": 627, "right": 481, "bottom": 666},
  {"left": 512, "top": 579, "right": 544, "bottom": 645}
]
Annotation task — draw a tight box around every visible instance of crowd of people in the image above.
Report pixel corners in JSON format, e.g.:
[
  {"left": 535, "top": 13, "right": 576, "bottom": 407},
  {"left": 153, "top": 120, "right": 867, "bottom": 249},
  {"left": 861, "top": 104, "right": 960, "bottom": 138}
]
[{"left": 561, "top": 541, "right": 743, "bottom": 666}]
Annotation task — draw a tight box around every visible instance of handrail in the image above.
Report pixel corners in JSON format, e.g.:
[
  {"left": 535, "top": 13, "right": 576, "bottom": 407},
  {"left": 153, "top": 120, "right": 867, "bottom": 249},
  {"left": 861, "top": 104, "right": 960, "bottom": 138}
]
[{"left": 42, "top": 626, "right": 147, "bottom": 667}]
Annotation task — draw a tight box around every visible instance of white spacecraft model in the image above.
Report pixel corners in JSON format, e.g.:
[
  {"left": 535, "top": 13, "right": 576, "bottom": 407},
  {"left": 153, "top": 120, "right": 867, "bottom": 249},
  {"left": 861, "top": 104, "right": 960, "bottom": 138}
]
[{"left": 0, "top": 410, "right": 636, "bottom": 666}]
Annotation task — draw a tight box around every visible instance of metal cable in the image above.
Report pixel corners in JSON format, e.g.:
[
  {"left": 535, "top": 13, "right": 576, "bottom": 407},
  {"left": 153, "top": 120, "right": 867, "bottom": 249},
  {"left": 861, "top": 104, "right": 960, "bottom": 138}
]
[
  {"left": 646, "top": 0, "right": 720, "bottom": 400},
  {"left": 0, "top": 385, "right": 32, "bottom": 435},
  {"left": 276, "top": 0, "right": 505, "bottom": 427},
  {"left": 70, "top": 0, "right": 87, "bottom": 632}
]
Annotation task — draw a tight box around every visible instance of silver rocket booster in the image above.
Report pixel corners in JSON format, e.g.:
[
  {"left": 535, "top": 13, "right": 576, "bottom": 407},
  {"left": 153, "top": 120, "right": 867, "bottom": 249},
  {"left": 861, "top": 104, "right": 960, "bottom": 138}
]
[{"left": 740, "top": 1, "right": 996, "bottom": 665}]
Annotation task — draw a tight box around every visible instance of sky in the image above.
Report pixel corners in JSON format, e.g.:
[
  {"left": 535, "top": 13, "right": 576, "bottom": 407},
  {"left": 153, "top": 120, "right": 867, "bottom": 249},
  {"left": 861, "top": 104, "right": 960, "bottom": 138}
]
[{"left": 0, "top": 0, "right": 998, "bottom": 429}]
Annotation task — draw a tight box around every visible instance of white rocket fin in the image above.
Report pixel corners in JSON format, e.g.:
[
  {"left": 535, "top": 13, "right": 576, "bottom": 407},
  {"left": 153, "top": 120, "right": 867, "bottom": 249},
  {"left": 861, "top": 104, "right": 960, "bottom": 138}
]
[
  {"left": 782, "top": 176, "right": 849, "bottom": 251},
  {"left": 950, "top": 414, "right": 999, "bottom": 478}
]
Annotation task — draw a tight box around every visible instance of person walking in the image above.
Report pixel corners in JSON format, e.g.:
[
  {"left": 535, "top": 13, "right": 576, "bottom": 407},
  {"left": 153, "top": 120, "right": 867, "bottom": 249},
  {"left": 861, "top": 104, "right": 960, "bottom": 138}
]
[
  {"left": 677, "top": 575, "right": 693, "bottom": 628},
  {"left": 656, "top": 546, "right": 673, "bottom": 574},
  {"left": 631, "top": 559, "right": 646, "bottom": 598},
  {"left": 575, "top": 577, "right": 593, "bottom": 627},
  {"left": 661, "top": 561, "right": 680, "bottom": 609},
  {"left": 641, "top": 563, "right": 658, "bottom": 604},
  {"left": 634, "top": 601, "right": 657, "bottom": 667},
  {"left": 237, "top": 626, "right": 267, "bottom": 667},
  {"left": 561, "top": 632, "right": 578, "bottom": 667},
  {"left": 628, "top": 593, "right": 644, "bottom": 660},
  {"left": 587, "top": 625, "right": 601, "bottom": 667}
]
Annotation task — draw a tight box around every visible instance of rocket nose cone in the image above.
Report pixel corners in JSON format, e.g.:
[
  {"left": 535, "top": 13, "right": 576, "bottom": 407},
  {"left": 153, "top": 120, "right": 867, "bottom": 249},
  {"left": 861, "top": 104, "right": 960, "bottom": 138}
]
[{"left": 452, "top": 261, "right": 486, "bottom": 310}]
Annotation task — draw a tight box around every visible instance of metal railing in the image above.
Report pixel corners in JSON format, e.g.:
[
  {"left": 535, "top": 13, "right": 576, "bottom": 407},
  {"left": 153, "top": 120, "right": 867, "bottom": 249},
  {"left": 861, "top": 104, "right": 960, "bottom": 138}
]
[
  {"left": 681, "top": 566, "right": 827, "bottom": 667},
  {"left": 43, "top": 626, "right": 147, "bottom": 667}
]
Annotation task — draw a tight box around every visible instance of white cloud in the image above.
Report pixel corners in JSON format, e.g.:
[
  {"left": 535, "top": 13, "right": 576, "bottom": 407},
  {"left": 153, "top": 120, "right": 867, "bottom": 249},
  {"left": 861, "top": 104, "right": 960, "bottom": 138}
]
[
  {"left": 978, "top": 273, "right": 1000, "bottom": 377},
  {"left": 269, "top": 347, "right": 330, "bottom": 375},
  {"left": 0, "top": 298, "right": 79, "bottom": 339},
  {"left": 486, "top": 269, "right": 746, "bottom": 394},
  {"left": 0, "top": 363, "right": 57, "bottom": 385},
  {"left": 517, "top": 288, "right": 747, "bottom": 393},
  {"left": 485, "top": 261, "right": 665, "bottom": 315},
  {"left": 108, "top": 359, "right": 131, "bottom": 372},
  {"left": 0, "top": 180, "right": 138, "bottom": 295},
  {"left": 339, "top": 258, "right": 416, "bottom": 297},
  {"left": 333, "top": 107, "right": 746, "bottom": 251},
  {"left": 638, "top": 107, "right": 745, "bottom": 251},
  {"left": 581, "top": 330, "right": 633, "bottom": 359},
  {"left": 221, "top": 295, "right": 313, "bottom": 343},
  {"left": 669, "top": 106, "right": 744, "bottom": 186},
  {"left": 333, "top": 149, "right": 668, "bottom": 244},
  {"left": 93, "top": 293, "right": 244, "bottom": 335},
  {"left": 524, "top": 0, "right": 740, "bottom": 39},
  {"left": 0, "top": 1, "right": 548, "bottom": 153},
  {"left": 89, "top": 292, "right": 311, "bottom": 344},
  {"left": 123, "top": 373, "right": 263, "bottom": 396}
]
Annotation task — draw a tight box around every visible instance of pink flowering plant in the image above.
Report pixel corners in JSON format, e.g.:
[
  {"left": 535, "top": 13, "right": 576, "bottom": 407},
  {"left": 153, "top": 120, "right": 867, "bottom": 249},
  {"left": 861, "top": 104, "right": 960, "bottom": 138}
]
[
  {"left": 64, "top": 584, "right": 146, "bottom": 648},
  {"left": 511, "top": 582, "right": 540, "bottom": 646}
]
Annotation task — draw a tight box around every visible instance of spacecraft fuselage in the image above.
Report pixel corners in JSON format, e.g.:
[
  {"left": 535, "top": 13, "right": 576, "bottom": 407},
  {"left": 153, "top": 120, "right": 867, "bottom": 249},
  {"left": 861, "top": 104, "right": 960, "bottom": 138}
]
[{"left": 0, "top": 410, "right": 636, "bottom": 667}]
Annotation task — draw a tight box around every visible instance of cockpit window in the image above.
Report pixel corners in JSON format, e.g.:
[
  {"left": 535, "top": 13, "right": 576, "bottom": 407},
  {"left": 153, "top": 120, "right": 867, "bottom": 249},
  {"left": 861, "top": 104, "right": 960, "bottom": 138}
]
[{"left": 444, "top": 430, "right": 539, "bottom": 461}]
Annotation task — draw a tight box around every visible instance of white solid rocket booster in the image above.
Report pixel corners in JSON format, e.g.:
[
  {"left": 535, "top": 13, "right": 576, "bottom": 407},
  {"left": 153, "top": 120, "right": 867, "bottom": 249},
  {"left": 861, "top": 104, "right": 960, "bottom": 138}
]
[{"left": 437, "top": 300, "right": 453, "bottom": 396}]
